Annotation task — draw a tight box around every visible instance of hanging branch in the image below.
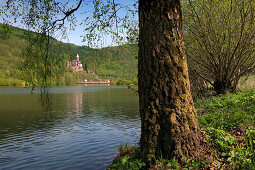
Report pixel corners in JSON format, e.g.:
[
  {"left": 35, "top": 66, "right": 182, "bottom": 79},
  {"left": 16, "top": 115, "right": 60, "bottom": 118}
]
[{"left": 49, "top": 0, "right": 83, "bottom": 31}]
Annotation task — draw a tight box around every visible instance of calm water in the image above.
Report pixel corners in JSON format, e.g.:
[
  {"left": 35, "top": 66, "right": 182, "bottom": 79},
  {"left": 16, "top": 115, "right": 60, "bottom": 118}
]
[{"left": 0, "top": 86, "right": 140, "bottom": 170}]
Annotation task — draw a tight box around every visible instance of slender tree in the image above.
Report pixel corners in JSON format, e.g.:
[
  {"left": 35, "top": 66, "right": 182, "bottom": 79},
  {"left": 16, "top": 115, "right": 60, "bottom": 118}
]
[{"left": 138, "top": 0, "right": 204, "bottom": 167}]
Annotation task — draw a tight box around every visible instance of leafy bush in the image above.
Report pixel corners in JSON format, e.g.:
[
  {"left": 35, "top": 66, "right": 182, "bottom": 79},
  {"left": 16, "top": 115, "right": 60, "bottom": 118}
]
[
  {"left": 10, "top": 79, "right": 24, "bottom": 86},
  {"left": 0, "top": 78, "right": 11, "bottom": 86},
  {"left": 0, "top": 72, "right": 6, "bottom": 79},
  {"left": 116, "top": 78, "right": 125, "bottom": 85},
  {"left": 65, "top": 74, "right": 76, "bottom": 86},
  {"left": 115, "top": 77, "right": 138, "bottom": 86},
  {"left": 0, "top": 78, "right": 25, "bottom": 87},
  {"left": 56, "top": 77, "right": 65, "bottom": 86}
]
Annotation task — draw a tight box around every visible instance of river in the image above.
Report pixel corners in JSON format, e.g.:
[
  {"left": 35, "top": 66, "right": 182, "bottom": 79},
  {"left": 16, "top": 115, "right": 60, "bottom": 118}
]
[{"left": 0, "top": 86, "right": 140, "bottom": 170}]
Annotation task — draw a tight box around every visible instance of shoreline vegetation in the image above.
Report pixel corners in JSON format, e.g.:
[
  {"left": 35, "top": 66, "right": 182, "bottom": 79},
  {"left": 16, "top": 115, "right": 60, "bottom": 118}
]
[
  {"left": 0, "top": 71, "right": 138, "bottom": 87},
  {"left": 108, "top": 89, "right": 255, "bottom": 169}
]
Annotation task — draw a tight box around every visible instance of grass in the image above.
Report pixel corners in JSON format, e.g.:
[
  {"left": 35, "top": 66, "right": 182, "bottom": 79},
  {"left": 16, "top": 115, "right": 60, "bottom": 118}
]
[
  {"left": 239, "top": 75, "right": 255, "bottom": 90},
  {"left": 196, "top": 90, "right": 255, "bottom": 169},
  {"left": 108, "top": 90, "right": 255, "bottom": 169},
  {"left": 196, "top": 90, "right": 255, "bottom": 130},
  {"left": 107, "top": 145, "right": 145, "bottom": 170}
]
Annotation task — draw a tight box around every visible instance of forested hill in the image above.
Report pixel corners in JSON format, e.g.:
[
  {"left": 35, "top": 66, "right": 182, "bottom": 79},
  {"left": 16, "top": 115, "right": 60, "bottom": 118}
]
[{"left": 0, "top": 24, "right": 138, "bottom": 83}]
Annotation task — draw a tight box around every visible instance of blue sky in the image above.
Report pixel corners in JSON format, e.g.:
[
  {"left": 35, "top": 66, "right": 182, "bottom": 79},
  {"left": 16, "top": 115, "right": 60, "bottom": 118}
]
[{"left": 0, "top": 0, "right": 138, "bottom": 48}]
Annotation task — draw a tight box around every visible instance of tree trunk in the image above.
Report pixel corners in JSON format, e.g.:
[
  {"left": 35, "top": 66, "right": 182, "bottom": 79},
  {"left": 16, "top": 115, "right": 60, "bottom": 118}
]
[
  {"left": 213, "top": 78, "right": 240, "bottom": 94},
  {"left": 213, "top": 79, "right": 232, "bottom": 94},
  {"left": 138, "top": 0, "right": 203, "bottom": 167}
]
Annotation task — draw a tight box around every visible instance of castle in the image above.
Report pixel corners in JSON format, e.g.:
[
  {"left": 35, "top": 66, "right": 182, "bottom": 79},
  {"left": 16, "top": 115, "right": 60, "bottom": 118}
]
[{"left": 66, "top": 54, "right": 84, "bottom": 72}]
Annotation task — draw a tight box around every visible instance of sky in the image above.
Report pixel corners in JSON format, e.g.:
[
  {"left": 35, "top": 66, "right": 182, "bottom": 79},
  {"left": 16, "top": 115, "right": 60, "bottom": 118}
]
[{"left": 0, "top": 0, "right": 138, "bottom": 48}]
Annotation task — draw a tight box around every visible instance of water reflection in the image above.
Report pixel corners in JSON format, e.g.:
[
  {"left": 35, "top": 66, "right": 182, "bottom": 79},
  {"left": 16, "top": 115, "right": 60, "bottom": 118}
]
[
  {"left": 67, "top": 92, "right": 83, "bottom": 113},
  {"left": 0, "top": 86, "right": 140, "bottom": 169},
  {"left": 39, "top": 87, "right": 53, "bottom": 113}
]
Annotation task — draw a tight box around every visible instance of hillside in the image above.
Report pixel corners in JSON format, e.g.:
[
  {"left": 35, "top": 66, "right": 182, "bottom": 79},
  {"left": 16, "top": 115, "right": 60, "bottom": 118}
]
[{"left": 0, "top": 24, "right": 138, "bottom": 86}]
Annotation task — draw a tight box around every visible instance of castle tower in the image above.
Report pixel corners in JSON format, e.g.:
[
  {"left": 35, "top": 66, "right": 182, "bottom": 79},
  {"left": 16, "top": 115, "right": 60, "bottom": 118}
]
[{"left": 76, "top": 54, "right": 79, "bottom": 62}]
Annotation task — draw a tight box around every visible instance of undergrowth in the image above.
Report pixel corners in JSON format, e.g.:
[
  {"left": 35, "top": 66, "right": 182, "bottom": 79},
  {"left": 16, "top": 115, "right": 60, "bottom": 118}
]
[
  {"left": 107, "top": 145, "right": 145, "bottom": 169},
  {"left": 108, "top": 90, "right": 255, "bottom": 169},
  {"left": 196, "top": 90, "right": 255, "bottom": 130}
]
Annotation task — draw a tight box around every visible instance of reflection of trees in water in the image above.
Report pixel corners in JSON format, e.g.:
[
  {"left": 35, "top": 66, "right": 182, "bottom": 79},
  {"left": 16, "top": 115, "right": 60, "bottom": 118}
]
[
  {"left": 67, "top": 92, "right": 83, "bottom": 114},
  {"left": 0, "top": 87, "right": 139, "bottom": 139},
  {"left": 0, "top": 93, "right": 66, "bottom": 139},
  {"left": 40, "top": 87, "right": 53, "bottom": 113},
  {"left": 80, "top": 88, "right": 139, "bottom": 121},
  {"left": 64, "top": 87, "right": 139, "bottom": 119}
]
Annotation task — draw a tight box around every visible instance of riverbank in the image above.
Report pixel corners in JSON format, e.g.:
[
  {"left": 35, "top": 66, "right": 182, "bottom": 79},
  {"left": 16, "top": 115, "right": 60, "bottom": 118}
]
[
  {"left": 0, "top": 78, "right": 26, "bottom": 87},
  {"left": 108, "top": 90, "right": 255, "bottom": 169},
  {"left": 0, "top": 71, "right": 138, "bottom": 87}
]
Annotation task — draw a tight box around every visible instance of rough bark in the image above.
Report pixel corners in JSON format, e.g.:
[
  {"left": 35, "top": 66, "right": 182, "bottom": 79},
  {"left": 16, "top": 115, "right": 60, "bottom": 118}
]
[{"left": 138, "top": 0, "right": 203, "bottom": 167}]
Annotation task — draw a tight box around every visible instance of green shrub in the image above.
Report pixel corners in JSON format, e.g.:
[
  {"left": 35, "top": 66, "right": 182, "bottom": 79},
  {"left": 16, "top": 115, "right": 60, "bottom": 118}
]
[
  {"left": 10, "top": 79, "right": 24, "bottom": 86},
  {"left": 116, "top": 78, "right": 125, "bottom": 85},
  {"left": 0, "top": 78, "right": 11, "bottom": 86},
  {"left": 0, "top": 72, "right": 6, "bottom": 79},
  {"left": 115, "top": 77, "right": 137, "bottom": 86},
  {"left": 131, "top": 77, "right": 138, "bottom": 85},
  {"left": 65, "top": 74, "right": 76, "bottom": 86},
  {"left": 56, "top": 77, "right": 66, "bottom": 86}
]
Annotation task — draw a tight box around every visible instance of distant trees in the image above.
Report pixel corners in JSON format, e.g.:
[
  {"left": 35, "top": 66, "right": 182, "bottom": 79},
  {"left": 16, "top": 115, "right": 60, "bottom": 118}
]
[
  {"left": 83, "top": 63, "right": 88, "bottom": 73},
  {"left": 183, "top": 0, "right": 255, "bottom": 94},
  {"left": 0, "top": 23, "right": 11, "bottom": 39}
]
